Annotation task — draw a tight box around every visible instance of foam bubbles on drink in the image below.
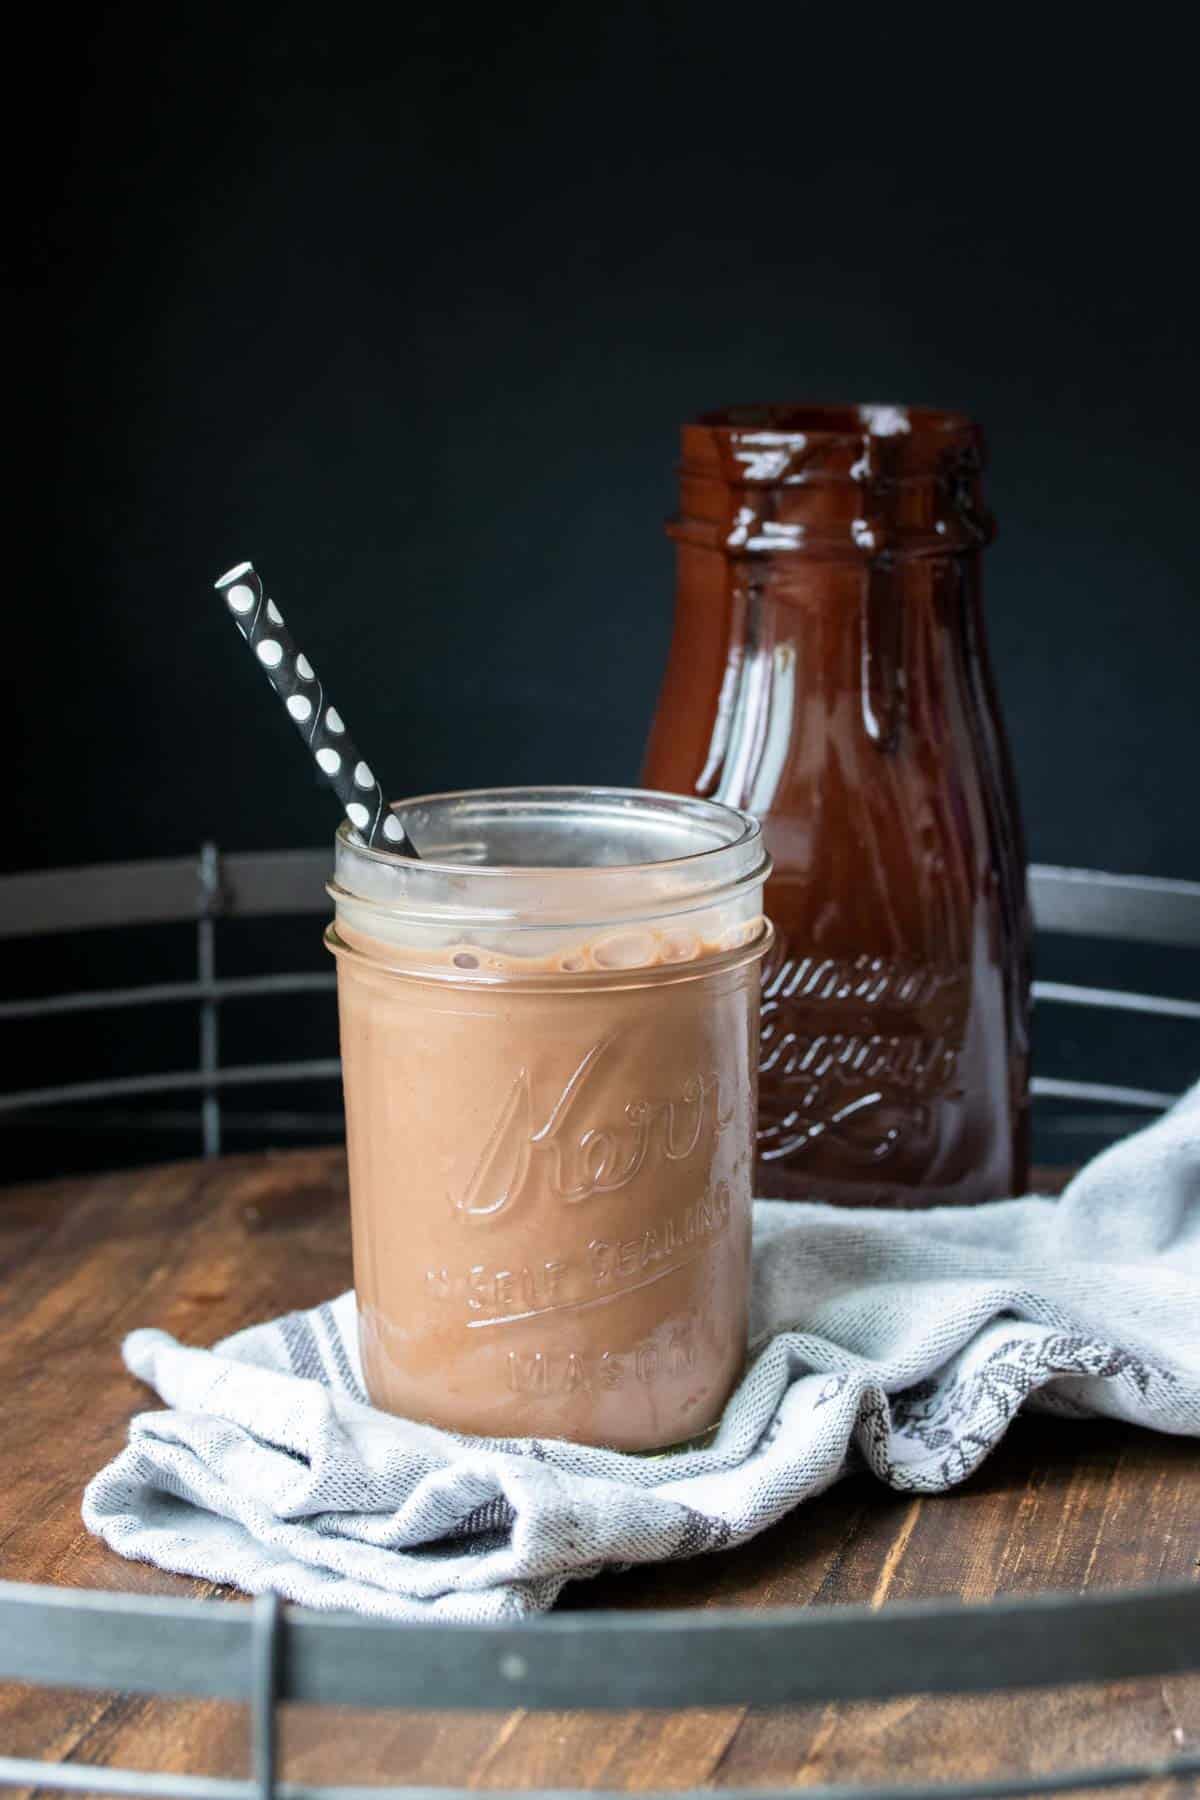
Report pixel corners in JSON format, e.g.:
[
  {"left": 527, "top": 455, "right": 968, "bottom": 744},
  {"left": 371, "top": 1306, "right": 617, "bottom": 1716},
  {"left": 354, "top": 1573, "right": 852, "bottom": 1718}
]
[
  {"left": 592, "top": 930, "right": 657, "bottom": 970},
  {"left": 432, "top": 918, "right": 765, "bottom": 977}
]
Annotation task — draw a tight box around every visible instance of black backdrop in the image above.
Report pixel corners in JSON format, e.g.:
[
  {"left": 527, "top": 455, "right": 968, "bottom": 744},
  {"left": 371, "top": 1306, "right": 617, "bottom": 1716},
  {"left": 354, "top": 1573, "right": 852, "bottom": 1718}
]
[{"left": 7, "top": 6, "right": 1199, "bottom": 1176}]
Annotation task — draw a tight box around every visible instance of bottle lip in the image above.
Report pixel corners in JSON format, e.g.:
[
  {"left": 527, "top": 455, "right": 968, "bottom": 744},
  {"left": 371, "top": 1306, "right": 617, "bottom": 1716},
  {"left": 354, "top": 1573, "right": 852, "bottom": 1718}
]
[
  {"left": 689, "top": 402, "right": 981, "bottom": 444},
  {"left": 674, "top": 403, "right": 992, "bottom": 560},
  {"left": 681, "top": 403, "right": 986, "bottom": 488}
]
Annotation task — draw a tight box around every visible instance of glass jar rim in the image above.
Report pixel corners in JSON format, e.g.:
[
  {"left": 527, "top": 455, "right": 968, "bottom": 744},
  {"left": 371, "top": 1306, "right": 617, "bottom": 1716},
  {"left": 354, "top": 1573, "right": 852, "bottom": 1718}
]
[
  {"left": 330, "top": 785, "right": 770, "bottom": 932},
  {"left": 339, "top": 785, "right": 759, "bottom": 874}
]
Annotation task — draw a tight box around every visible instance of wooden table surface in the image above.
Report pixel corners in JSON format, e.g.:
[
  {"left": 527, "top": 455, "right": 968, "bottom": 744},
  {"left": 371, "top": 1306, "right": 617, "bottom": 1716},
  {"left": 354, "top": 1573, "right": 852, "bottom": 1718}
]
[{"left": 1, "top": 1148, "right": 1196, "bottom": 1799}]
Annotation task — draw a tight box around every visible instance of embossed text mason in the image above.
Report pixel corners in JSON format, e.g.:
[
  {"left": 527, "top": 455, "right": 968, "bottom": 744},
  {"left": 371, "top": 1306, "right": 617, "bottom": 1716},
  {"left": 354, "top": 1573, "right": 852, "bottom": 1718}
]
[{"left": 644, "top": 406, "right": 1031, "bottom": 1205}]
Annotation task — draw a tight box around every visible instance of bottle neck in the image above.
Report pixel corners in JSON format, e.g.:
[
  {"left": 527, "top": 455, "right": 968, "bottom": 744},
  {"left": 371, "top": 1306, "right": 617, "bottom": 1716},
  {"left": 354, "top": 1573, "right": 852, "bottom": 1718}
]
[{"left": 671, "top": 410, "right": 994, "bottom": 564}]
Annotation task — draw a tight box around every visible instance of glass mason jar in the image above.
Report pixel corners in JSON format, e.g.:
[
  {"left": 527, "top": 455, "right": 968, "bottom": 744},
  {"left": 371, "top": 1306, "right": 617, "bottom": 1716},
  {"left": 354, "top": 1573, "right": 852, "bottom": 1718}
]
[
  {"left": 326, "top": 787, "right": 772, "bottom": 1451},
  {"left": 643, "top": 406, "right": 1031, "bottom": 1207}
]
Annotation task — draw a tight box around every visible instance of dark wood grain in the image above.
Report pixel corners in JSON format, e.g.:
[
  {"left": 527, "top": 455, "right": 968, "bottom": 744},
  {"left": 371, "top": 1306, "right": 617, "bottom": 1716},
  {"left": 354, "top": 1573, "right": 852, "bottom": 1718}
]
[{"left": 1, "top": 1150, "right": 1196, "bottom": 1797}]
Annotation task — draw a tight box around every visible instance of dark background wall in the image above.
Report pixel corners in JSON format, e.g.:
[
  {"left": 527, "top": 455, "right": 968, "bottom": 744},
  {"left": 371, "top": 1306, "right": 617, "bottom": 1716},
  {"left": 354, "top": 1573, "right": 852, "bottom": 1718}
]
[{"left": 7, "top": 5, "right": 1199, "bottom": 1177}]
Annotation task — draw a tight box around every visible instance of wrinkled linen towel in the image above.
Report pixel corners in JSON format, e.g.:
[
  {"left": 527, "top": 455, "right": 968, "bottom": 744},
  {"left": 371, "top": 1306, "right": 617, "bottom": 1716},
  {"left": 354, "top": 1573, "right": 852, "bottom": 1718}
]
[{"left": 83, "top": 1083, "right": 1200, "bottom": 1620}]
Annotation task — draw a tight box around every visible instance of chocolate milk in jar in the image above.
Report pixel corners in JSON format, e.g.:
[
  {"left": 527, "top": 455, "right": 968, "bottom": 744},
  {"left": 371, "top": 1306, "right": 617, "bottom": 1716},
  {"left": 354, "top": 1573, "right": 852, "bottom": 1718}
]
[
  {"left": 643, "top": 406, "right": 1031, "bottom": 1207},
  {"left": 326, "top": 787, "right": 772, "bottom": 1450}
]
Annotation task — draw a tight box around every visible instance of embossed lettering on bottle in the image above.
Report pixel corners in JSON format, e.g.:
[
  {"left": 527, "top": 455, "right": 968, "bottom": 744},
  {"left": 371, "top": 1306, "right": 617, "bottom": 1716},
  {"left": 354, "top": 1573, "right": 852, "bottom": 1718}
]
[{"left": 758, "top": 938, "right": 965, "bottom": 1166}]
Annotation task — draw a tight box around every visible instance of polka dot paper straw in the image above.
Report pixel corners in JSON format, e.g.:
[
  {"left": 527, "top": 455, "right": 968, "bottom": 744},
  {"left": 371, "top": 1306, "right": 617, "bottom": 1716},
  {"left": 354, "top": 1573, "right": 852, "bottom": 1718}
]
[{"left": 214, "top": 561, "right": 418, "bottom": 856}]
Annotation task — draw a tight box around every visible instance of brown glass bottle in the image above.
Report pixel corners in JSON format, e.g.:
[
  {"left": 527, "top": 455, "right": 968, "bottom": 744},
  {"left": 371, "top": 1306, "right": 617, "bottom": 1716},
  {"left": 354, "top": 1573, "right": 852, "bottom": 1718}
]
[{"left": 642, "top": 405, "right": 1031, "bottom": 1206}]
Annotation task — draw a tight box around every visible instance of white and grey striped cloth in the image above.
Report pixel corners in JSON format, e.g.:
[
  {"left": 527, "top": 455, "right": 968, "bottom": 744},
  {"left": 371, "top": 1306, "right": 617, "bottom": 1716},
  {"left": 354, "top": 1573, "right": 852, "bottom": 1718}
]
[{"left": 83, "top": 1085, "right": 1200, "bottom": 1621}]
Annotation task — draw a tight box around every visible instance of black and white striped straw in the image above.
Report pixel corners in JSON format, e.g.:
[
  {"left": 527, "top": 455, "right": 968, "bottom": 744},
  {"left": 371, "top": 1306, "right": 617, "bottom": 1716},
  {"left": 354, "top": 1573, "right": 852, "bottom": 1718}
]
[{"left": 214, "top": 561, "right": 418, "bottom": 857}]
